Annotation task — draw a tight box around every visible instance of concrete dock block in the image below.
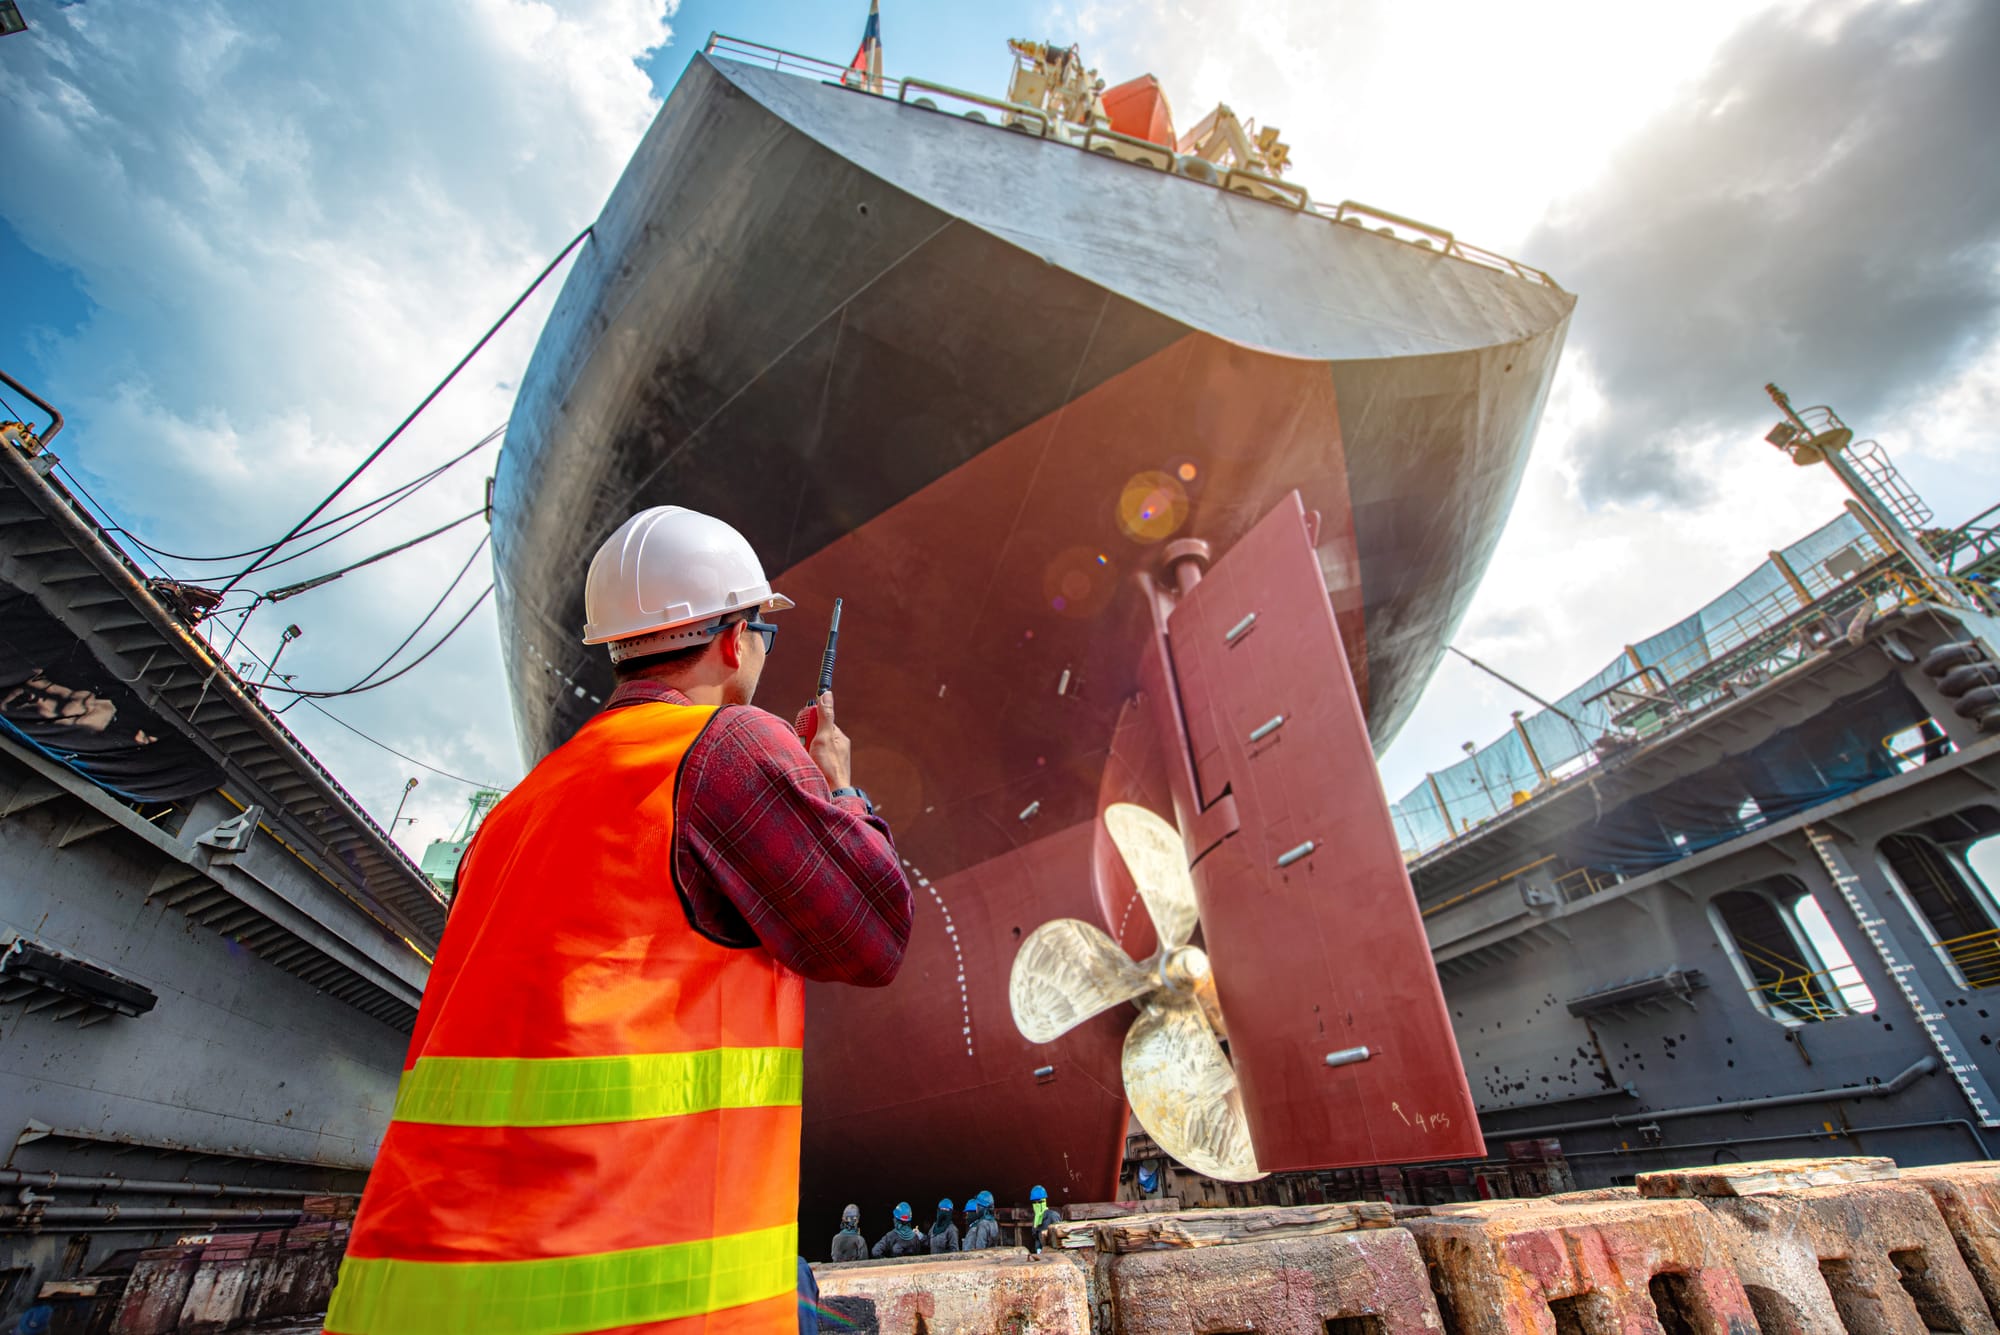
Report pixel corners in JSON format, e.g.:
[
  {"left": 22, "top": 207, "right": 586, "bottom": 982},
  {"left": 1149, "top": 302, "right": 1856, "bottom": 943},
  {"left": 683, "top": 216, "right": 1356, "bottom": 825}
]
[
  {"left": 1404, "top": 1196, "right": 1758, "bottom": 1335},
  {"left": 813, "top": 1248, "right": 1089, "bottom": 1334},
  {"left": 1691, "top": 1177, "right": 1995, "bottom": 1335},
  {"left": 1888, "top": 1162, "right": 2000, "bottom": 1323},
  {"left": 1099, "top": 1223, "right": 1442, "bottom": 1335}
]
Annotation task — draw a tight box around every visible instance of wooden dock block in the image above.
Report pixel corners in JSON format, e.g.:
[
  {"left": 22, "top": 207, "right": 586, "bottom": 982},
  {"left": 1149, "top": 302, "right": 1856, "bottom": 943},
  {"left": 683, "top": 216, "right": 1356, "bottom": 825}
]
[
  {"left": 1638, "top": 1156, "right": 1899, "bottom": 1198},
  {"left": 1082, "top": 1200, "right": 1395, "bottom": 1254}
]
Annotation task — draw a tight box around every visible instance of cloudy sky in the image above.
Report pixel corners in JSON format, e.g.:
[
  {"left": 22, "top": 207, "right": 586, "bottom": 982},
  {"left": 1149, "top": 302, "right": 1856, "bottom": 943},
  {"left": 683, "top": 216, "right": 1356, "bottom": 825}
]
[{"left": 2, "top": 0, "right": 1996, "bottom": 852}]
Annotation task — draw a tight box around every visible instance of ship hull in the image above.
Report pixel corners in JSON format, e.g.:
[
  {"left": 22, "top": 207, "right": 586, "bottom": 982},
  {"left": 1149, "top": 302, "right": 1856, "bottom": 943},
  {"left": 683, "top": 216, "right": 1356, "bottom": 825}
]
[{"left": 494, "top": 52, "right": 1573, "bottom": 1239}]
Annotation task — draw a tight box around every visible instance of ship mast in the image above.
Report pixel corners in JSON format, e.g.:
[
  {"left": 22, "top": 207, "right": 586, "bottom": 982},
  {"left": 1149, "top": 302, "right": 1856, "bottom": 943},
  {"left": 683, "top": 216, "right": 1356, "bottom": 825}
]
[{"left": 1762, "top": 383, "right": 1969, "bottom": 610}]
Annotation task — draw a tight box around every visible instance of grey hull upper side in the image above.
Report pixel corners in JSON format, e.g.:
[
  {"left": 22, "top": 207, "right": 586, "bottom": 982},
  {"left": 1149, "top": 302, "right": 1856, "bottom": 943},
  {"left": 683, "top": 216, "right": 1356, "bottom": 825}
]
[
  {"left": 495, "top": 54, "right": 1573, "bottom": 765},
  {"left": 719, "top": 59, "right": 1572, "bottom": 361}
]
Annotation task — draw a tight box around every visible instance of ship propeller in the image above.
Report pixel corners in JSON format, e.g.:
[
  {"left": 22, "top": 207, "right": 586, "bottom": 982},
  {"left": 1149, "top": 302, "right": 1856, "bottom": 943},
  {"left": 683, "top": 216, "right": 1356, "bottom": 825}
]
[{"left": 1007, "top": 802, "right": 1265, "bottom": 1182}]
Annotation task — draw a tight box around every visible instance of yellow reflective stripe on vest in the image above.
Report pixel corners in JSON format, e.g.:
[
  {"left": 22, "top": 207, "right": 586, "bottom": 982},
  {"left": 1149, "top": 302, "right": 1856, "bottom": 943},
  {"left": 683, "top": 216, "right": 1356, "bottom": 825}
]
[
  {"left": 391, "top": 1047, "right": 803, "bottom": 1128},
  {"left": 325, "top": 1221, "right": 796, "bottom": 1335}
]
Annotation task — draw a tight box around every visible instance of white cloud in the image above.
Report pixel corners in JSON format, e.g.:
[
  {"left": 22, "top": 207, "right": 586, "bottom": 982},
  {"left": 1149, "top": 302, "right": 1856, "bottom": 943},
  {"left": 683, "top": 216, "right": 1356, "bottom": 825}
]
[
  {"left": 1, "top": 0, "right": 675, "bottom": 845},
  {"left": 1039, "top": 0, "right": 1785, "bottom": 248}
]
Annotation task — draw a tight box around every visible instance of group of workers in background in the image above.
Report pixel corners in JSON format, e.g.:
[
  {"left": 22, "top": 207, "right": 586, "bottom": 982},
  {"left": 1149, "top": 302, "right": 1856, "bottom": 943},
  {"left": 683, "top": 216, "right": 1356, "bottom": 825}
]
[{"left": 830, "top": 1186, "right": 1063, "bottom": 1260}]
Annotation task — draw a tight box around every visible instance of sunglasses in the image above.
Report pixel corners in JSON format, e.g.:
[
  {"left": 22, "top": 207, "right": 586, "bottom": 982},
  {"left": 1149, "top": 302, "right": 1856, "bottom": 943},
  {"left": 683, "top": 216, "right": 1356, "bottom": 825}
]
[{"left": 740, "top": 618, "right": 779, "bottom": 653}]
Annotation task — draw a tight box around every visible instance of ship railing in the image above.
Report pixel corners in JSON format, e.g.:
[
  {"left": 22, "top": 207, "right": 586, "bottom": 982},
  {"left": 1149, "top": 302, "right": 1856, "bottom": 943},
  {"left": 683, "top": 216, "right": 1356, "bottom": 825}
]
[
  {"left": 1553, "top": 865, "right": 1620, "bottom": 905},
  {"left": 702, "top": 33, "right": 1561, "bottom": 292},
  {"left": 1389, "top": 508, "right": 1989, "bottom": 864},
  {"left": 703, "top": 34, "right": 860, "bottom": 84},
  {"left": 1078, "top": 123, "right": 1177, "bottom": 171},
  {"left": 1737, "top": 940, "right": 1868, "bottom": 1023},
  {"left": 1882, "top": 723, "right": 1956, "bottom": 773},
  {"left": 896, "top": 77, "right": 1053, "bottom": 138},
  {"left": 1936, "top": 926, "right": 2000, "bottom": 990},
  {"left": 1318, "top": 200, "right": 1560, "bottom": 289}
]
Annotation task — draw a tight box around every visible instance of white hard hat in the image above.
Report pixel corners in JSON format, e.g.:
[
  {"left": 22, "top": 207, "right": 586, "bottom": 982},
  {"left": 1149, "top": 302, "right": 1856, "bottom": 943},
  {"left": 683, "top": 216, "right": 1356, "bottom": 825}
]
[{"left": 582, "top": 506, "right": 793, "bottom": 661}]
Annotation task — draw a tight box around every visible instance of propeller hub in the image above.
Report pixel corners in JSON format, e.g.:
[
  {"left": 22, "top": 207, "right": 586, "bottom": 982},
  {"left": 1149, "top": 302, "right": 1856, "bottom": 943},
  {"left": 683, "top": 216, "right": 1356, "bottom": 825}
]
[{"left": 1157, "top": 945, "right": 1210, "bottom": 995}]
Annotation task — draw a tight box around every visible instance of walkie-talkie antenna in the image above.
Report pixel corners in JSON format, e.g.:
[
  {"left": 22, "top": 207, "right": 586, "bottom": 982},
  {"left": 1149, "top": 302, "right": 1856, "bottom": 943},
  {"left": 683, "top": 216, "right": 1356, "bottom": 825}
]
[
  {"left": 818, "top": 598, "right": 843, "bottom": 696},
  {"left": 795, "top": 597, "right": 844, "bottom": 746}
]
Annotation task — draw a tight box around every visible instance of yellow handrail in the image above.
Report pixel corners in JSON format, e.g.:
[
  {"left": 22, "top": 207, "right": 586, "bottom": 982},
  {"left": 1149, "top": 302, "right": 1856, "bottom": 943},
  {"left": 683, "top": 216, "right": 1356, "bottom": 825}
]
[{"left": 1936, "top": 926, "right": 2000, "bottom": 989}]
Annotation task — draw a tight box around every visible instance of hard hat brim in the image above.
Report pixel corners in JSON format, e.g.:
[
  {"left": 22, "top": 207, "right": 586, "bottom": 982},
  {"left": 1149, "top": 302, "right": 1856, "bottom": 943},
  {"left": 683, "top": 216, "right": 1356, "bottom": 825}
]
[{"left": 583, "top": 590, "right": 794, "bottom": 648}]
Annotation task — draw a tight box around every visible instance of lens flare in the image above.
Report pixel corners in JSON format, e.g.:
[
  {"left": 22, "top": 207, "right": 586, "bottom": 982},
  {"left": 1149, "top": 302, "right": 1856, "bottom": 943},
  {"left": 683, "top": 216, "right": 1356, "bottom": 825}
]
[
  {"left": 1116, "top": 471, "right": 1188, "bottom": 543},
  {"left": 1042, "top": 545, "right": 1116, "bottom": 619}
]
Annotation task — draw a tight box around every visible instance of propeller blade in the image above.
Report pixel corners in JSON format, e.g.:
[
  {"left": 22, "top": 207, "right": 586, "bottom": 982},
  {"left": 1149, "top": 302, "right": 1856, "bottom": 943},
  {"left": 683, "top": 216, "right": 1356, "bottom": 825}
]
[
  {"left": 1009, "top": 918, "right": 1154, "bottom": 1044},
  {"left": 1121, "top": 997, "right": 1263, "bottom": 1182},
  {"left": 1104, "top": 802, "right": 1200, "bottom": 951}
]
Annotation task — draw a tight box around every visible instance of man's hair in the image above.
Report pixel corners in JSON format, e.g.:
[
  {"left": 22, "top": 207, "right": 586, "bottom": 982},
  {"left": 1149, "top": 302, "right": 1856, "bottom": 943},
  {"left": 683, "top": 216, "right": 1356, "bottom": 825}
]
[{"left": 609, "top": 612, "right": 751, "bottom": 681}]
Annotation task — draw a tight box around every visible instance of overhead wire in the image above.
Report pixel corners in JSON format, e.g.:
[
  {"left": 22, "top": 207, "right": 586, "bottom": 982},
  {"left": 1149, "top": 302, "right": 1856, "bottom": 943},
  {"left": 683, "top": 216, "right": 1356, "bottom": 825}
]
[
  {"left": 256, "top": 584, "right": 494, "bottom": 700},
  {"left": 226, "top": 636, "right": 508, "bottom": 790},
  {"left": 265, "top": 509, "right": 484, "bottom": 601},
  {"left": 113, "top": 424, "right": 502, "bottom": 567},
  {"left": 300, "top": 699, "right": 508, "bottom": 791},
  {"left": 217, "top": 225, "right": 591, "bottom": 596},
  {"left": 267, "top": 532, "right": 492, "bottom": 709}
]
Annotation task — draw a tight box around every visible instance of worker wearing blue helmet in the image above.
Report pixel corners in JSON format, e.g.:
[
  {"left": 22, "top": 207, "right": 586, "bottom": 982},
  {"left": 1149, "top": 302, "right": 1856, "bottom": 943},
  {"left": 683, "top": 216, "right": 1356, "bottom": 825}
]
[
  {"left": 926, "top": 1196, "right": 960, "bottom": 1253},
  {"left": 1027, "top": 1184, "right": 1063, "bottom": 1255},
  {"left": 871, "top": 1201, "right": 925, "bottom": 1258},
  {"left": 961, "top": 1191, "right": 1002, "bottom": 1250}
]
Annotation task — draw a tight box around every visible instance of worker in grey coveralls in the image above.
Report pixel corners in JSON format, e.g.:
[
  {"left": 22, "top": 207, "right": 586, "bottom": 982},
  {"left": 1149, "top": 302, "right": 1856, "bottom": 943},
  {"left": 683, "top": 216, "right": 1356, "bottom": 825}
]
[
  {"left": 830, "top": 1204, "right": 866, "bottom": 1262},
  {"left": 960, "top": 1192, "right": 1002, "bottom": 1250}
]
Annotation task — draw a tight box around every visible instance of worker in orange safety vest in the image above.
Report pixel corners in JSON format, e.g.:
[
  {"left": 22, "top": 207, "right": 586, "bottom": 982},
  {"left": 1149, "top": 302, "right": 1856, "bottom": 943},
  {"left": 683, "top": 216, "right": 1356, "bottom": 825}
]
[{"left": 326, "top": 506, "right": 914, "bottom": 1334}]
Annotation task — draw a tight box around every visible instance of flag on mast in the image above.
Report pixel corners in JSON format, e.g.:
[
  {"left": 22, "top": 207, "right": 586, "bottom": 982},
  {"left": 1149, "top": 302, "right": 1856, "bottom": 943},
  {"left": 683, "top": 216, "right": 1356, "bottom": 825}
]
[{"left": 847, "top": 0, "right": 883, "bottom": 94}]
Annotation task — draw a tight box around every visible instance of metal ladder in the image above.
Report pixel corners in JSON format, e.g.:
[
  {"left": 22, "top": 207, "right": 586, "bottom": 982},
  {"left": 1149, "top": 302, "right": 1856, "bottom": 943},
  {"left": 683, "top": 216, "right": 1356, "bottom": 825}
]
[{"left": 1843, "top": 437, "right": 1935, "bottom": 532}]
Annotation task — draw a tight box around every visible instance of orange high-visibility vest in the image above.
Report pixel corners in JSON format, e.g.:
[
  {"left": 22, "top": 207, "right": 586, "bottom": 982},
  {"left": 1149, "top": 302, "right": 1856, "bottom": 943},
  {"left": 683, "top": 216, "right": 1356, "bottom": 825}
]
[{"left": 327, "top": 701, "right": 804, "bottom": 1335}]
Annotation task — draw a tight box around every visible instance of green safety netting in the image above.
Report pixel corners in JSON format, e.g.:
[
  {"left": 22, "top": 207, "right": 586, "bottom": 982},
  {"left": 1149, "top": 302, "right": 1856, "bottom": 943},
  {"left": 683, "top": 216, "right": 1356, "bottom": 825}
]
[{"left": 1389, "top": 512, "right": 1884, "bottom": 854}]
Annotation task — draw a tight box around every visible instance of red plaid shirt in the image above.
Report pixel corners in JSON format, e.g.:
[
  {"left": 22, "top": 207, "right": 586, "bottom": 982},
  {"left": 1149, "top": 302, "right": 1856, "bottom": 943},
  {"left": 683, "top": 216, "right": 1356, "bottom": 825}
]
[{"left": 605, "top": 681, "right": 911, "bottom": 986}]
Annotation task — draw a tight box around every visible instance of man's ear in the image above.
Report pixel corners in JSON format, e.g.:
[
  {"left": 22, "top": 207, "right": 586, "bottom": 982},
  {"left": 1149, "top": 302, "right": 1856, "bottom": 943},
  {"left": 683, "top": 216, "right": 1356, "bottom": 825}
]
[{"left": 716, "top": 620, "right": 745, "bottom": 669}]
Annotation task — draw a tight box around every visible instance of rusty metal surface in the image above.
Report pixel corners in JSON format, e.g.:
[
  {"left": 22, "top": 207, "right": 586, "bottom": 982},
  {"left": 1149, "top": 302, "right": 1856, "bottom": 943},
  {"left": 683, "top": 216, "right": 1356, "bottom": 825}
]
[
  {"left": 1166, "top": 493, "right": 1484, "bottom": 1170},
  {"left": 1699, "top": 1178, "right": 1997, "bottom": 1335},
  {"left": 1407, "top": 1196, "right": 1760, "bottom": 1335},
  {"left": 1901, "top": 1162, "right": 2000, "bottom": 1320},
  {"left": 1100, "top": 1223, "right": 1440, "bottom": 1335},
  {"left": 111, "top": 1251, "right": 199, "bottom": 1335},
  {"left": 812, "top": 1249, "right": 1089, "bottom": 1334}
]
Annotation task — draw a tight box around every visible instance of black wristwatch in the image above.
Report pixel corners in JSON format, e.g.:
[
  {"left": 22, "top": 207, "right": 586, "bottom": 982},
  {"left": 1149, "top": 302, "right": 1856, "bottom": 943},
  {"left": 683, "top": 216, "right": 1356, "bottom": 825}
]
[{"left": 830, "top": 786, "right": 873, "bottom": 814}]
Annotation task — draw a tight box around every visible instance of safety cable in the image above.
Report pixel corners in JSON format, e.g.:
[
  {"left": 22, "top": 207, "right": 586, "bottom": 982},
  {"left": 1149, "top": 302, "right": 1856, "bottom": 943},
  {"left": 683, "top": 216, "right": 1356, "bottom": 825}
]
[
  {"left": 338, "top": 533, "right": 489, "bottom": 692},
  {"left": 255, "top": 584, "right": 493, "bottom": 699},
  {"left": 50, "top": 451, "right": 509, "bottom": 788},
  {"left": 115, "top": 425, "right": 502, "bottom": 566},
  {"left": 264, "top": 509, "right": 484, "bottom": 602},
  {"left": 225, "top": 637, "right": 508, "bottom": 789},
  {"left": 217, "top": 226, "right": 591, "bottom": 596},
  {"left": 301, "top": 698, "right": 507, "bottom": 790}
]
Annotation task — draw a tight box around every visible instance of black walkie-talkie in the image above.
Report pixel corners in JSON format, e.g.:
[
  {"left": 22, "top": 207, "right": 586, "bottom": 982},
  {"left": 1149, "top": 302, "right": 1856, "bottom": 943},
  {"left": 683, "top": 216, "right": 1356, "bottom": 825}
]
[{"left": 793, "top": 598, "right": 842, "bottom": 745}]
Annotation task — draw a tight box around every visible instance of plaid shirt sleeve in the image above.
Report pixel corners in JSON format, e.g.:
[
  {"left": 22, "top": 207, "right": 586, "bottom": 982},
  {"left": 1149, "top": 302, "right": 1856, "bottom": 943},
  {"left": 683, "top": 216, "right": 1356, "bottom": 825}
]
[{"left": 672, "top": 701, "right": 913, "bottom": 987}]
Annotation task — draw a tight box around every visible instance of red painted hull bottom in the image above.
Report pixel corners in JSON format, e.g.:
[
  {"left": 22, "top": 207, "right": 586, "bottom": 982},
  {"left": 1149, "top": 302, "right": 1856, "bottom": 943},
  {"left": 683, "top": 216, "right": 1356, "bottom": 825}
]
[{"left": 772, "top": 334, "right": 1481, "bottom": 1247}]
